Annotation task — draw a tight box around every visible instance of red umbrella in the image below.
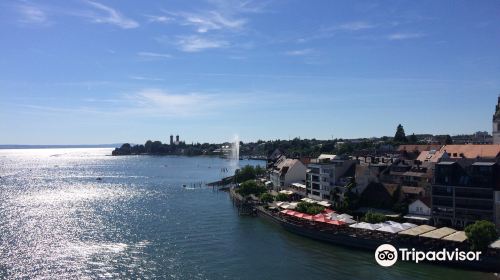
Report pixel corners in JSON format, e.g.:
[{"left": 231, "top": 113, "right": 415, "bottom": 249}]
[
  {"left": 281, "top": 210, "right": 297, "bottom": 216},
  {"left": 294, "top": 212, "right": 305, "bottom": 218},
  {"left": 302, "top": 215, "right": 314, "bottom": 221},
  {"left": 326, "top": 220, "right": 346, "bottom": 226},
  {"left": 313, "top": 215, "right": 327, "bottom": 223}
]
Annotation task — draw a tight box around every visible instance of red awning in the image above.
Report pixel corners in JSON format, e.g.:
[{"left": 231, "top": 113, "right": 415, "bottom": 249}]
[
  {"left": 294, "top": 212, "right": 306, "bottom": 218},
  {"left": 302, "top": 215, "right": 314, "bottom": 221},
  {"left": 281, "top": 210, "right": 297, "bottom": 216},
  {"left": 326, "top": 220, "right": 346, "bottom": 226},
  {"left": 313, "top": 215, "right": 328, "bottom": 222}
]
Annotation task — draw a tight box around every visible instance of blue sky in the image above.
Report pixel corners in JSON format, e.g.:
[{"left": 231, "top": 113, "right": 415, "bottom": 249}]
[{"left": 1, "top": 0, "right": 499, "bottom": 144}]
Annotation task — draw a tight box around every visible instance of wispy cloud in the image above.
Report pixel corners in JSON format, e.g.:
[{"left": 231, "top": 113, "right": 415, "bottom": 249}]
[
  {"left": 208, "top": 0, "right": 269, "bottom": 14},
  {"left": 297, "top": 21, "right": 375, "bottom": 43},
  {"left": 137, "top": 52, "right": 172, "bottom": 59},
  {"left": 152, "top": 0, "right": 266, "bottom": 32},
  {"left": 166, "top": 10, "right": 246, "bottom": 33},
  {"left": 14, "top": 88, "right": 251, "bottom": 118},
  {"left": 17, "top": 4, "right": 50, "bottom": 25},
  {"left": 285, "top": 48, "right": 314, "bottom": 56},
  {"left": 131, "top": 89, "right": 214, "bottom": 116},
  {"left": 125, "top": 88, "right": 254, "bottom": 117},
  {"left": 387, "top": 32, "right": 425, "bottom": 40},
  {"left": 85, "top": 1, "right": 139, "bottom": 29},
  {"left": 335, "top": 21, "right": 375, "bottom": 31},
  {"left": 144, "top": 14, "right": 172, "bottom": 23},
  {"left": 175, "top": 35, "right": 228, "bottom": 52}
]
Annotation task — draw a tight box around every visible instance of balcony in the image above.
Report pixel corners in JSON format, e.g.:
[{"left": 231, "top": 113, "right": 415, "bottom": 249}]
[
  {"left": 308, "top": 168, "right": 320, "bottom": 174},
  {"left": 432, "top": 207, "right": 454, "bottom": 218}
]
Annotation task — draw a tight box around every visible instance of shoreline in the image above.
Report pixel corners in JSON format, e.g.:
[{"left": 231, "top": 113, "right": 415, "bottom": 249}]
[{"left": 228, "top": 188, "right": 500, "bottom": 273}]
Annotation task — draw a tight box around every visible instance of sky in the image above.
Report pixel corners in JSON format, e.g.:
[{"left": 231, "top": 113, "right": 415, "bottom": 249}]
[{"left": 1, "top": 0, "right": 500, "bottom": 145}]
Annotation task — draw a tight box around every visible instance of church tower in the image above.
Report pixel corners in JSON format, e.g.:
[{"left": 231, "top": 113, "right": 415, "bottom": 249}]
[{"left": 493, "top": 96, "right": 500, "bottom": 144}]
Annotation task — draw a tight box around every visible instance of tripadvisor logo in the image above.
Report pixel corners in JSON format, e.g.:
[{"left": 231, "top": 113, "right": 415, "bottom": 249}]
[
  {"left": 374, "top": 244, "right": 482, "bottom": 267},
  {"left": 375, "top": 244, "right": 398, "bottom": 267}
]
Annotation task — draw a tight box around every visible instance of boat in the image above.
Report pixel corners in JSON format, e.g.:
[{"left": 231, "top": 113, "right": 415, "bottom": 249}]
[{"left": 255, "top": 206, "right": 500, "bottom": 272}]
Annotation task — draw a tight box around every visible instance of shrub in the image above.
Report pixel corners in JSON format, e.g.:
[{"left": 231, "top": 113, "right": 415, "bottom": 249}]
[
  {"left": 236, "top": 180, "right": 267, "bottom": 197},
  {"left": 363, "top": 211, "right": 387, "bottom": 223},
  {"left": 296, "top": 202, "right": 325, "bottom": 215},
  {"left": 465, "top": 220, "right": 498, "bottom": 251},
  {"left": 275, "top": 193, "right": 290, "bottom": 202},
  {"left": 234, "top": 165, "right": 266, "bottom": 183},
  {"left": 260, "top": 193, "right": 274, "bottom": 203}
]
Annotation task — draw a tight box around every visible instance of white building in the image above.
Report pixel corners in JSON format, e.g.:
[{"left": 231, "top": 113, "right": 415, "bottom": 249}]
[
  {"left": 408, "top": 199, "right": 431, "bottom": 216},
  {"left": 404, "top": 198, "right": 431, "bottom": 224},
  {"left": 305, "top": 154, "right": 356, "bottom": 201},
  {"left": 269, "top": 157, "right": 307, "bottom": 190}
]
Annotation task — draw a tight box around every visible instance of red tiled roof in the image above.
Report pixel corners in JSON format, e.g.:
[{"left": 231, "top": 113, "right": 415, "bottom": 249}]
[{"left": 397, "top": 145, "right": 442, "bottom": 153}]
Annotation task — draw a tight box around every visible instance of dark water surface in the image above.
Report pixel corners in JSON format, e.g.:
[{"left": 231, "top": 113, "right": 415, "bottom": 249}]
[{"left": 0, "top": 148, "right": 497, "bottom": 279}]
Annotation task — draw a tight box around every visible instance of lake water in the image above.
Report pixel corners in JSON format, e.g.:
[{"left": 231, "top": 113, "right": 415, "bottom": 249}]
[{"left": 0, "top": 148, "right": 497, "bottom": 279}]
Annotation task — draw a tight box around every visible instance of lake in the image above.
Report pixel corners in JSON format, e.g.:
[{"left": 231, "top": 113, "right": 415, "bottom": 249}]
[{"left": 0, "top": 148, "right": 497, "bottom": 279}]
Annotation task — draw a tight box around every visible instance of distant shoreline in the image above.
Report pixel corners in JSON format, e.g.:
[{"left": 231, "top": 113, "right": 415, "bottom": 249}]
[{"left": 0, "top": 144, "right": 121, "bottom": 149}]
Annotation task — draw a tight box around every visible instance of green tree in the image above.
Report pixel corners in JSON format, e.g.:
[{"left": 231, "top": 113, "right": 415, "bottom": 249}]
[
  {"left": 363, "top": 211, "right": 387, "bottom": 223},
  {"left": 408, "top": 133, "right": 418, "bottom": 144},
  {"left": 151, "top": 141, "right": 163, "bottom": 153},
  {"left": 145, "top": 140, "right": 153, "bottom": 153},
  {"left": 254, "top": 165, "right": 265, "bottom": 176},
  {"left": 260, "top": 193, "right": 274, "bottom": 203},
  {"left": 234, "top": 165, "right": 257, "bottom": 183},
  {"left": 465, "top": 220, "right": 498, "bottom": 251},
  {"left": 275, "top": 193, "right": 290, "bottom": 201},
  {"left": 296, "top": 202, "right": 324, "bottom": 215},
  {"left": 236, "top": 180, "right": 267, "bottom": 197},
  {"left": 444, "top": 135, "right": 453, "bottom": 145},
  {"left": 394, "top": 124, "right": 408, "bottom": 143}
]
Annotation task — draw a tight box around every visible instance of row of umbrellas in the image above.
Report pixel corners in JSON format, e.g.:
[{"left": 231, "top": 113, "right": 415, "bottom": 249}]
[
  {"left": 327, "top": 213, "right": 356, "bottom": 224},
  {"left": 349, "top": 221, "right": 417, "bottom": 233},
  {"left": 280, "top": 209, "right": 346, "bottom": 225},
  {"left": 280, "top": 208, "right": 418, "bottom": 233}
]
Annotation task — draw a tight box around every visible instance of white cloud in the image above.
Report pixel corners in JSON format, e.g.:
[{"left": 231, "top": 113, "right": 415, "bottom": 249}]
[
  {"left": 144, "top": 14, "right": 172, "bottom": 23},
  {"left": 176, "top": 35, "right": 228, "bottom": 52},
  {"left": 285, "top": 48, "right": 314, "bottom": 56},
  {"left": 336, "top": 21, "right": 375, "bottom": 31},
  {"left": 85, "top": 1, "right": 139, "bottom": 29},
  {"left": 17, "top": 4, "right": 49, "bottom": 25},
  {"left": 170, "top": 10, "right": 246, "bottom": 33},
  {"left": 137, "top": 52, "right": 172, "bottom": 59},
  {"left": 387, "top": 32, "right": 425, "bottom": 40},
  {"left": 127, "top": 89, "right": 246, "bottom": 117}
]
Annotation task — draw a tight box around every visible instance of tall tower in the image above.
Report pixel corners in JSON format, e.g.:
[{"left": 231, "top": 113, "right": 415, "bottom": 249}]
[
  {"left": 170, "top": 135, "right": 174, "bottom": 145},
  {"left": 493, "top": 96, "right": 500, "bottom": 144},
  {"left": 176, "top": 135, "right": 180, "bottom": 144}
]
